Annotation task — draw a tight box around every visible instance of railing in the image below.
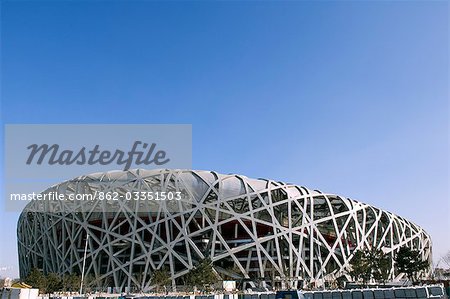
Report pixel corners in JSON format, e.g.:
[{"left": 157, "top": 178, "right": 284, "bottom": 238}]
[
  {"left": 28, "top": 285, "right": 448, "bottom": 299},
  {"left": 301, "top": 285, "right": 447, "bottom": 299}
]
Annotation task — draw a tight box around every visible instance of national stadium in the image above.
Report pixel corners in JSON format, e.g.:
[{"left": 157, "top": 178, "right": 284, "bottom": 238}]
[{"left": 17, "top": 169, "right": 432, "bottom": 290}]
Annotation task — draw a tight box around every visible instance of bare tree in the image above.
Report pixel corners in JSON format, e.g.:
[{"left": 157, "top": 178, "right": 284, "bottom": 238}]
[{"left": 442, "top": 250, "right": 450, "bottom": 268}]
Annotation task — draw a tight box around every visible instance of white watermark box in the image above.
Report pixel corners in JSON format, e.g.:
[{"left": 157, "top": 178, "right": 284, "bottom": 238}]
[{"left": 4, "top": 124, "right": 192, "bottom": 211}]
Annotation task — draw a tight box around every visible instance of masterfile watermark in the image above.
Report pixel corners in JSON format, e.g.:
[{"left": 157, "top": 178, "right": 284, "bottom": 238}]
[
  {"left": 26, "top": 141, "right": 170, "bottom": 170},
  {"left": 10, "top": 191, "right": 182, "bottom": 201},
  {"left": 4, "top": 124, "right": 192, "bottom": 212}
]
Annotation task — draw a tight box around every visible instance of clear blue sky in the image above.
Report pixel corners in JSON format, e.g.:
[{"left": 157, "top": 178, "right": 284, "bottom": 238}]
[{"left": 1, "top": 1, "right": 448, "bottom": 278}]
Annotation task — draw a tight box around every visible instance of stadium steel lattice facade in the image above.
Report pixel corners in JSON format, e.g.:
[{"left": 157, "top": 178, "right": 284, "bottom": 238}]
[{"left": 17, "top": 169, "right": 432, "bottom": 290}]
